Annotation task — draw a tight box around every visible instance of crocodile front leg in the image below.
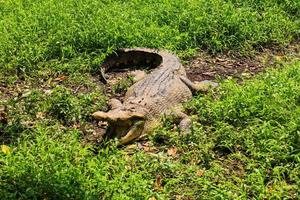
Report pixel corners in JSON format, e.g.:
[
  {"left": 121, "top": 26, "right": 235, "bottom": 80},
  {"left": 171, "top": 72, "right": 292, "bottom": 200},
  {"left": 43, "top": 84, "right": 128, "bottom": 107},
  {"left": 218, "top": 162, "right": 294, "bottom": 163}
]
[
  {"left": 109, "top": 98, "right": 122, "bottom": 109},
  {"left": 166, "top": 107, "right": 192, "bottom": 135},
  {"left": 179, "top": 114, "right": 192, "bottom": 135},
  {"left": 174, "top": 110, "right": 192, "bottom": 135}
]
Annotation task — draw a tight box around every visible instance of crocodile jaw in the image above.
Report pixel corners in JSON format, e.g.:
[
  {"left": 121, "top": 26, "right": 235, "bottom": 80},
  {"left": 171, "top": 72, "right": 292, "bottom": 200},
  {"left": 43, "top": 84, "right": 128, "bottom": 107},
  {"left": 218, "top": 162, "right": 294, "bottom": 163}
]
[
  {"left": 92, "top": 110, "right": 145, "bottom": 122},
  {"left": 92, "top": 109, "right": 147, "bottom": 144}
]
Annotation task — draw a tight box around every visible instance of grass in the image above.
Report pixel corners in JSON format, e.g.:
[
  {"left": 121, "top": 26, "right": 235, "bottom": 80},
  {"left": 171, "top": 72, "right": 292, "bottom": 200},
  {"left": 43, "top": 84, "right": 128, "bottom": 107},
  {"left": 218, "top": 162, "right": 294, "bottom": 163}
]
[
  {"left": 0, "top": 0, "right": 300, "bottom": 199},
  {"left": 0, "top": 0, "right": 300, "bottom": 77},
  {"left": 111, "top": 76, "right": 134, "bottom": 95},
  {"left": 1, "top": 61, "right": 299, "bottom": 199}
]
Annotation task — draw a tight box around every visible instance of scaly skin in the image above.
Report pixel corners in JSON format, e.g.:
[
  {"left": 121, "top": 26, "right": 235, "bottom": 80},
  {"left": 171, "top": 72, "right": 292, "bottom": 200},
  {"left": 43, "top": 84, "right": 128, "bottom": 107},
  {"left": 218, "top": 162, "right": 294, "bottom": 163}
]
[{"left": 93, "top": 48, "right": 217, "bottom": 145}]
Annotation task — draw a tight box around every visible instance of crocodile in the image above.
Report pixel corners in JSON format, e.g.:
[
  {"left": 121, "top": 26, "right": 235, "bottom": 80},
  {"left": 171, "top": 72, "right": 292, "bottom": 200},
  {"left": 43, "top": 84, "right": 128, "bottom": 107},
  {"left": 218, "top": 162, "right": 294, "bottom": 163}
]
[{"left": 93, "top": 48, "right": 217, "bottom": 145}]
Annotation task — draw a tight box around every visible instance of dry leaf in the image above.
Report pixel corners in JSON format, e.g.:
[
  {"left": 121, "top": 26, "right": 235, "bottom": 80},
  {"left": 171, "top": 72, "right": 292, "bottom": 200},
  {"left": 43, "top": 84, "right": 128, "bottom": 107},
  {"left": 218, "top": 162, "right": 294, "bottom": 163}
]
[
  {"left": 143, "top": 146, "right": 157, "bottom": 153},
  {"left": 154, "top": 175, "right": 163, "bottom": 191},
  {"left": 21, "top": 90, "right": 32, "bottom": 98},
  {"left": 0, "top": 111, "right": 7, "bottom": 125},
  {"left": 36, "top": 112, "right": 45, "bottom": 119},
  {"left": 125, "top": 144, "right": 137, "bottom": 151},
  {"left": 149, "top": 197, "right": 157, "bottom": 200},
  {"left": 241, "top": 72, "right": 251, "bottom": 78},
  {"left": 202, "top": 72, "right": 216, "bottom": 76},
  {"left": 216, "top": 57, "right": 226, "bottom": 62},
  {"left": 167, "top": 147, "right": 177, "bottom": 157},
  {"left": 21, "top": 120, "right": 35, "bottom": 126},
  {"left": 54, "top": 75, "right": 68, "bottom": 82},
  {"left": 1, "top": 145, "right": 10, "bottom": 155},
  {"left": 138, "top": 142, "right": 157, "bottom": 153},
  {"left": 175, "top": 195, "right": 184, "bottom": 200},
  {"left": 44, "top": 89, "right": 52, "bottom": 95},
  {"left": 0, "top": 105, "right": 5, "bottom": 112},
  {"left": 196, "top": 169, "right": 205, "bottom": 177},
  {"left": 275, "top": 55, "right": 283, "bottom": 61}
]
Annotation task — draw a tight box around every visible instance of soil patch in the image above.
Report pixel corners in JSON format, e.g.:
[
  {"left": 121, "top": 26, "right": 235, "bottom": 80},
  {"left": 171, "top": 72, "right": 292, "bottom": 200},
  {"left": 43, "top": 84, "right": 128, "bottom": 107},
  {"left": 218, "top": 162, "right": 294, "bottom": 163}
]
[{"left": 185, "top": 41, "right": 300, "bottom": 82}]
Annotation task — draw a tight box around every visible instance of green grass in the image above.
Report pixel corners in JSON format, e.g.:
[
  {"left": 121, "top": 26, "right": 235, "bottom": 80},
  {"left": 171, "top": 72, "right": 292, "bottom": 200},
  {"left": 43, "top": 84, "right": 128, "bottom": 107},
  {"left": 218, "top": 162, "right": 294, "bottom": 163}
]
[
  {"left": 1, "top": 0, "right": 300, "bottom": 199},
  {"left": 112, "top": 76, "right": 134, "bottom": 95},
  {"left": 1, "top": 61, "right": 299, "bottom": 199},
  {"left": 0, "top": 0, "right": 300, "bottom": 76}
]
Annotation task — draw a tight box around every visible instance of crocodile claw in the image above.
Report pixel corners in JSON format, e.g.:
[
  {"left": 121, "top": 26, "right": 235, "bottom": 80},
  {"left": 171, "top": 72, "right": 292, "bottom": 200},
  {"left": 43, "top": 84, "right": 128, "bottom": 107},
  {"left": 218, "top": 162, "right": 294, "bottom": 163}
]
[{"left": 92, "top": 111, "right": 109, "bottom": 120}]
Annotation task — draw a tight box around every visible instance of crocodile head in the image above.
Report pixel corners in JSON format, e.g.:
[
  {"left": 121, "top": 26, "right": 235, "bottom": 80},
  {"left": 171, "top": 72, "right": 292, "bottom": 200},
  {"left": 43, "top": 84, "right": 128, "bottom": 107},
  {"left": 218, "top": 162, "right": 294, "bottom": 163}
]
[{"left": 92, "top": 107, "right": 147, "bottom": 145}]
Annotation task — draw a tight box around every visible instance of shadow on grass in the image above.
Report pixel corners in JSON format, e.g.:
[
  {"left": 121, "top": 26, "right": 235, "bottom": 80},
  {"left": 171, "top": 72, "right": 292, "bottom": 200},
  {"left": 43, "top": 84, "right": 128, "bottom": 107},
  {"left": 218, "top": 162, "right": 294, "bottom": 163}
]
[
  {"left": 0, "top": 170, "right": 87, "bottom": 200},
  {"left": 0, "top": 118, "right": 26, "bottom": 145}
]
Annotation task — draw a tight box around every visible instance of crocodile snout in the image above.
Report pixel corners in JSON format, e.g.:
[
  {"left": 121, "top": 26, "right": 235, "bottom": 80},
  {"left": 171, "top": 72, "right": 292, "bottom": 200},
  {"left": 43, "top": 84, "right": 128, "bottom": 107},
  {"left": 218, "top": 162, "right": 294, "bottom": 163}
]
[{"left": 92, "top": 110, "right": 145, "bottom": 122}]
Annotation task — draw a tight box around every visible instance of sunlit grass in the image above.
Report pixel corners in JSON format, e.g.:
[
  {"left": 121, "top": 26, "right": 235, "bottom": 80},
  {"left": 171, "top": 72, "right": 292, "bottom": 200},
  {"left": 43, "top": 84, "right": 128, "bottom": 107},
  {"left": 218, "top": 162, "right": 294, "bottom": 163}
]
[
  {"left": 0, "top": 61, "right": 299, "bottom": 199},
  {"left": 0, "top": 0, "right": 300, "bottom": 199},
  {"left": 0, "top": 0, "right": 299, "bottom": 76}
]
